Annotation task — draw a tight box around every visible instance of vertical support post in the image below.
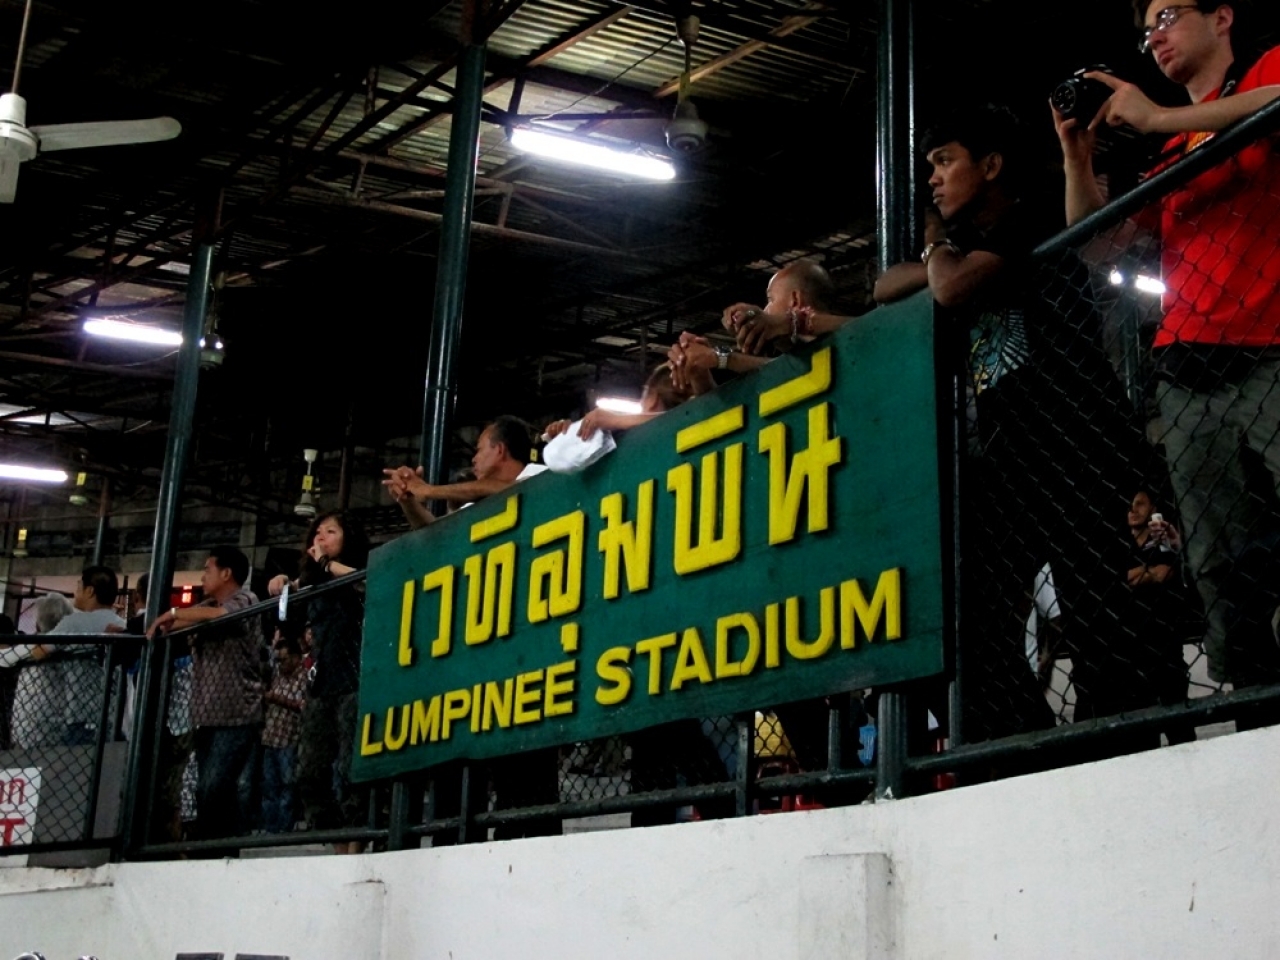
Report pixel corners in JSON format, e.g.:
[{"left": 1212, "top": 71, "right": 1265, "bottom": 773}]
[
  {"left": 948, "top": 367, "right": 965, "bottom": 749},
  {"left": 90, "top": 476, "right": 111, "bottom": 567},
  {"left": 418, "top": 13, "right": 487, "bottom": 480},
  {"left": 118, "top": 241, "right": 215, "bottom": 858},
  {"left": 875, "top": 0, "right": 917, "bottom": 267},
  {"left": 875, "top": 688, "right": 907, "bottom": 801},
  {"left": 874, "top": 0, "right": 918, "bottom": 800},
  {"left": 81, "top": 650, "right": 116, "bottom": 842},
  {"left": 337, "top": 404, "right": 355, "bottom": 510},
  {"left": 734, "top": 713, "right": 753, "bottom": 817},
  {"left": 826, "top": 702, "right": 843, "bottom": 772},
  {"left": 387, "top": 779, "right": 412, "bottom": 851},
  {"left": 457, "top": 763, "right": 472, "bottom": 844}
]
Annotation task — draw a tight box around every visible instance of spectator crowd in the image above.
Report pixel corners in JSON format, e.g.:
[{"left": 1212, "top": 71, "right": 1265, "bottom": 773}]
[{"left": 2, "top": 0, "right": 1278, "bottom": 849}]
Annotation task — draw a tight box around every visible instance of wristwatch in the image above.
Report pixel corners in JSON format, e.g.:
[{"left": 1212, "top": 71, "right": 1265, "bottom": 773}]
[
  {"left": 921, "top": 238, "right": 960, "bottom": 264},
  {"left": 714, "top": 344, "right": 734, "bottom": 369}
]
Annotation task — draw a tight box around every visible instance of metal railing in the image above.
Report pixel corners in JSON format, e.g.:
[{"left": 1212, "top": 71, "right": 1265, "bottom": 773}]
[{"left": 6, "top": 101, "right": 1280, "bottom": 863}]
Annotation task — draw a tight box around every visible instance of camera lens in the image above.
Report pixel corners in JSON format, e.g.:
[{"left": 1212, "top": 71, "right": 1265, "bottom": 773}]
[{"left": 1052, "top": 74, "right": 1112, "bottom": 123}]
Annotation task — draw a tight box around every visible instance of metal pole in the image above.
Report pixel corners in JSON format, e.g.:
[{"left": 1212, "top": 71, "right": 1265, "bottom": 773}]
[
  {"left": 875, "top": 688, "right": 907, "bottom": 801},
  {"left": 734, "top": 714, "right": 753, "bottom": 818},
  {"left": 874, "top": 0, "right": 917, "bottom": 798},
  {"left": 875, "top": 0, "right": 917, "bottom": 267},
  {"left": 90, "top": 476, "right": 110, "bottom": 566},
  {"left": 118, "top": 241, "right": 215, "bottom": 857},
  {"left": 418, "top": 24, "right": 487, "bottom": 480}
]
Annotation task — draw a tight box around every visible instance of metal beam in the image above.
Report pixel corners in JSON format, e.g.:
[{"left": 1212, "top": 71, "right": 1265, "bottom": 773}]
[
  {"left": 653, "top": 2, "right": 829, "bottom": 97},
  {"left": 293, "top": 187, "right": 641, "bottom": 259}
]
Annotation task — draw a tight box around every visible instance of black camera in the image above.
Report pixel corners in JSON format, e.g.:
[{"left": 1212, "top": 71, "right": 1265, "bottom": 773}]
[{"left": 1052, "top": 65, "right": 1114, "bottom": 123}]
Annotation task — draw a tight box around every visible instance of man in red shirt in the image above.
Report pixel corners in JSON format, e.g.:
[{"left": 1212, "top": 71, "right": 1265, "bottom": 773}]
[{"left": 1055, "top": 1, "right": 1280, "bottom": 692}]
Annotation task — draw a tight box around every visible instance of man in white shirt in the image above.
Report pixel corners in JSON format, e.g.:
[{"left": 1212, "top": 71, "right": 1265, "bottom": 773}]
[
  {"left": 7, "top": 566, "right": 125, "bottom": 747},
  {"left": 383, "top": 415, "right": 547, "bottom": 529}
]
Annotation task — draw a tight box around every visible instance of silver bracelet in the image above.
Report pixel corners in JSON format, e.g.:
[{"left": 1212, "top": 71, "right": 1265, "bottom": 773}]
[{"left": 921, "top": 239, "right": 960, "bottom": 265}]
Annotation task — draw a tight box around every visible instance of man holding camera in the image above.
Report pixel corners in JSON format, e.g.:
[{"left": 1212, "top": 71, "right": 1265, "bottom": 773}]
[{"left": 1054, "top": 1, "right": 1280, "bottom": 699}]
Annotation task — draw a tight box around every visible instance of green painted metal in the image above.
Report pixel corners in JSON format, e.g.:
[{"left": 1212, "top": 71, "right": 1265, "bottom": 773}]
[{"left": 352, "top": 294, "right": 946, "bottom": 782}]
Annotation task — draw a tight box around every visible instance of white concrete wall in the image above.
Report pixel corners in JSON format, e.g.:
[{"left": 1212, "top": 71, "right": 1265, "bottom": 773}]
[{"left": 1, "top": 724, "right": 1277, "bottom": 960}]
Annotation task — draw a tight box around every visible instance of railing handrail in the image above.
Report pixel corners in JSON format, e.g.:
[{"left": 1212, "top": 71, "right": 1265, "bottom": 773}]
[
  {"left": 1033, "top": 95, "right": 1280, "bottom": 259},
  {"left": 161, "top": 568, "right": 368, "bottom": 639},
  {"left": 0, "top": 634, "right": 122, "bottom": 647}
]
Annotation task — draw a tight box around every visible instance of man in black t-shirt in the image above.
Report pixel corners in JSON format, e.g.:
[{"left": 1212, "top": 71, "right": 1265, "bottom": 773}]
[{"left": 873, "top": 104, "right": 1145, "bottom": 743}]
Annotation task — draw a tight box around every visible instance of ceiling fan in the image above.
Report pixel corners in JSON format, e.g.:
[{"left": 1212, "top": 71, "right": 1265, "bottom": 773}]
[{"left": 0, "top": 0, "right": 181, "bottom": 203}]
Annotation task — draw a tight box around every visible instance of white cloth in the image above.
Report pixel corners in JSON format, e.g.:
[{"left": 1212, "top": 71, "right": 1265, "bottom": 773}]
[
  {"left": 540, "top": 424, "right": 616, "bottom": 474},
  {"left": 1024, "top": 563, "right": 1060, "bottom": 673},
  {"left": 517, "top": 462, "right": 550, "bottom": 480}
]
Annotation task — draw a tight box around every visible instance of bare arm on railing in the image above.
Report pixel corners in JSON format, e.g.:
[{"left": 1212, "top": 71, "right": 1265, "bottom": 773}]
[
  {"left": 1086, "top": 71, "right": 1280, "bottom": 136},
  {"left": 874, "top": 206, "right": 1008, "bottom": 309},
  {"left": 147, "top": 602, "right": 232, "bottom": 639}
]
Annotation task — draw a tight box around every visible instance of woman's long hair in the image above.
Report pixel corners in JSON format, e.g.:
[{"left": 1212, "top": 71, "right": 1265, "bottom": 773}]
[{"left": 298, "top": 510, "right": 371, "bottom": 585}]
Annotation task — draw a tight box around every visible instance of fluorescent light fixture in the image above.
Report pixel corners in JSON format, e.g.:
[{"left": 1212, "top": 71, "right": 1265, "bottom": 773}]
[
  {"left": 1109, "top": 268, "right": 1125, "bottom": 286},
  {"left": 0, "top": 464, "right": 69, "bottom": 483},
  {"left": 83, "top": 318, "right": 182, "bottom": 346},
  {"left": 597, "top": 396, "right": 644, "bottom": 415},
  {"left": 1134, "top": 274, "right": 1166, "bottom": 295},
  {"left": 511, "top": 128, "right": 676, "bottom": 181}
]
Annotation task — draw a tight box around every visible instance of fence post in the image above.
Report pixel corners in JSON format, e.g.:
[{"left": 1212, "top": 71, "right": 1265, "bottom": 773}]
[
  {"left": 734, "top": 714, "right": 754, "bottom": 817},
  {"left": 118, "top": 240, "right": 215, "bottom": 858},
  {"left": 875, "top": 691, "right": 907, "bottom": 801},
  {"left": 417, "top": 6, "right": 486, "bottom": 480}
]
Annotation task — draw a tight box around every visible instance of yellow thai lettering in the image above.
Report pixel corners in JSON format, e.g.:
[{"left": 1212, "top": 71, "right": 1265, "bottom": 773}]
[
  {"left": 470, "top": 495, "right": 519, "bottom": 542},
  {"left": 423, "top": 565, "right": 454, "bottom": 659},
  {"left": 840, "top": 568, "right": 903, "bottom": 648},
  {"left": 598, "top": 481, "right": 655, "bottom": 600},
  {"left": 758, "top": 402, "right": 843, "bottom": 545},
  {"left": 667, "top": 443, "right": 744, "bottom": 575},
  {"left": 670, "top": 627, "right": 713, "bottom": 690},
  {"left": 398, "top": 579, "right": 416, "bottom": 667},
  {"left": 676, "top": 405, "right": 745, "bottom": 453},
  {"left": 635, "top": 632, "right": 678, "bottom": 695},
  {"left": 463, "top": 541, "right": 516, "bottom": 645},
  {"left": 528, "top": 510, "right": 586, "bottom": 623},
  {"left": 715, "top": 612, "right": 761, "bottom": 678},
  {"left": 544, "top": 660, "right": 577, "bottom": 718},
  {"left": 758, "top": 347, "right": 833, "bottom": 416},
  {"left": 595, "top": 646, "right": 633, "bottom": 706}
]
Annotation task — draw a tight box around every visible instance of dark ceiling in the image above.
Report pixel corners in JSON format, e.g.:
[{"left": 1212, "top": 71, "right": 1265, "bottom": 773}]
[{"left": 0, "top": 0, "right": 1275, "bottom": 533}]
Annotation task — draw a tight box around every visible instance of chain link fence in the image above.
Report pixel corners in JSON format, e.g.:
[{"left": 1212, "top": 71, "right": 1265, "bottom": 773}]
[
  {"left": 953, "top": 98, "right": 1280, "bottom": 764},
  {"left": 6, "top": 102, "right": 1280, "bottom": 863},
  {"left": 0, "top": 633, "right": 123, "bottom": 861}
]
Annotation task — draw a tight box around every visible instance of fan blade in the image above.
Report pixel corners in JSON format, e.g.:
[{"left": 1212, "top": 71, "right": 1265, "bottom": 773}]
[
  {"left": 0, "top": 149, "right": 19, "bottom": 203},
  {"left": 30, "top": 117, "right": 181, "bottom": 153}
]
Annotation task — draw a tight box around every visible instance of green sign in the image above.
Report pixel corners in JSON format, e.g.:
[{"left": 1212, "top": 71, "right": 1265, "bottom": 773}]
[{"left": 351, "top": 295, "right": 945, "bottom": 782}]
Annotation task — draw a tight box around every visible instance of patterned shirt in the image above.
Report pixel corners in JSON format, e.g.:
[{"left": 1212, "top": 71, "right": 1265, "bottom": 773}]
[
  {"left": 262, "top": 670, "right": 307, "bottom": 748},
  {"left": 188, "top": 587, "right": 266, "bottom": 728}
]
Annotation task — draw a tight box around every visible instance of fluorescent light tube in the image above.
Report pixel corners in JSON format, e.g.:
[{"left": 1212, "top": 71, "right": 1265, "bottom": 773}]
[
  {"left": 511, "top": 128, "right": 675, "bottom": 181},
  {"left": 84, "top": 318, "right": 182, "bottom": 346},
  {"left": 0, "top": 464, "right": 69, "bottom": 483}
]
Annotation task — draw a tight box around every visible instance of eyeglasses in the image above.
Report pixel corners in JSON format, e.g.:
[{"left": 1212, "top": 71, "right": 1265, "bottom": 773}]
[{"left": 1139, "top": 4, "right": 1200, "bottom": 53}]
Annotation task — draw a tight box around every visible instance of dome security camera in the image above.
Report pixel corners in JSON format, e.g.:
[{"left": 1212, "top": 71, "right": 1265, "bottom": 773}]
[{"left": 665, "top": 100, "right": 707, "bottom": 154}]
